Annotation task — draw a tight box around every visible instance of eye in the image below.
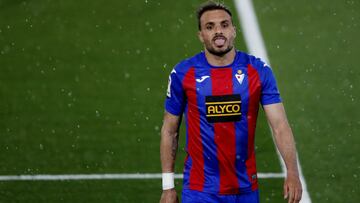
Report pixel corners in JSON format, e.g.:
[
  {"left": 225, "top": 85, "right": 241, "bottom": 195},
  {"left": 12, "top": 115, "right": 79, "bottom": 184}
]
[
  {"left": 206, "top": 25, "right": 213, "bottom": 30},
  {"left": 222, "top": 22, "right": 229, "bottom": 28}
]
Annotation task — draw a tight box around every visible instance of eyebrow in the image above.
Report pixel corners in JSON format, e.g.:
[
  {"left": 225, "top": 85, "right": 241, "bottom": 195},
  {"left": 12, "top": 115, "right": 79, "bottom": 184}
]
[
  {"left": 205, "top": 22, "right": 215, "bottom": 26},
  {"left": 221, "top": 20, "right": 230, "bottom": 24},
  {"left": 204, "top": 19, "right": 230, "bottom": 25}
]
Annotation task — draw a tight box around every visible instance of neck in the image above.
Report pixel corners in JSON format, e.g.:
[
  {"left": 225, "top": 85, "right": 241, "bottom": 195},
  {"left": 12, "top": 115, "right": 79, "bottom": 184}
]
[{"left": 204, "top": 48, "right": 236, "bottom": 67}]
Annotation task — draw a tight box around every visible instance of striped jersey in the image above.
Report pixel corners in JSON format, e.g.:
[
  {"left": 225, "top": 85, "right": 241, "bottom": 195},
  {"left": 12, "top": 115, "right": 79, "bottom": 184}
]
[{"left": 165, "top": 50, "right": 281, "bottom": 194}]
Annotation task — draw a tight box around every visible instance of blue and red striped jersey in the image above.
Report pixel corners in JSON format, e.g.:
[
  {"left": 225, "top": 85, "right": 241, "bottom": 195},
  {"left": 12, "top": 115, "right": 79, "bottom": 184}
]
[{"left": 165, "top": 50, "right": 281, "bottom": 194}]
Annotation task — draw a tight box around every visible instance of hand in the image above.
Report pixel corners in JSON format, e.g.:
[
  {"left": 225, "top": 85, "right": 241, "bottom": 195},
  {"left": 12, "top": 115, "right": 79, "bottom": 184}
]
[
  {"left": 160, "top": 189, "right": 179, "bottom": 203},
  {"left": 284, "top": 173, "right": 302, "bottom": 203}
]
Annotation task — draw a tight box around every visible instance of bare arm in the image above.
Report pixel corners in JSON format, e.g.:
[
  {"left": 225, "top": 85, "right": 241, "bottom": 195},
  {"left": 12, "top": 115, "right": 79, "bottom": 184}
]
[
  {"left": 160, "top": 111, "right": 181, "bottom": 203},
  {"left": 263, "top": 103, "right": 302, "bottom": 203},
  {"left": 160, "top": 111, "right": 181, "bottom": 173}
]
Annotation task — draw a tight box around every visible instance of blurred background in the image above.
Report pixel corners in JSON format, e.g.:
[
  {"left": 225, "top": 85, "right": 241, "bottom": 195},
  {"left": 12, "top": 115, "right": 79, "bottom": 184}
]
[{"left": 0, "top": 0, "right": 359, "bottom": 202}]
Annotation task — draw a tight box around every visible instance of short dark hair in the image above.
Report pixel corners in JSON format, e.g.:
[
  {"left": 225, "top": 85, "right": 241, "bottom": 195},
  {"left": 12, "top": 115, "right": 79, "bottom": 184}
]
[{"left": 196, "top": 1, "right": 233, "bottom": 30}]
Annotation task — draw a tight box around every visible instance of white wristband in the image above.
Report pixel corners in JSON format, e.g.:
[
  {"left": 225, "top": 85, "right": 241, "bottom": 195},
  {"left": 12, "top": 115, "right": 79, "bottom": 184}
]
[{"left": 162, "top": 172, "right": 175, "bottom": 190}]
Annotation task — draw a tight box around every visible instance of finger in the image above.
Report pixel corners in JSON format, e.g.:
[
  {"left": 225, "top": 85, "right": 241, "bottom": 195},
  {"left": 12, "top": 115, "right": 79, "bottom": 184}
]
[
  {"left": 284, "top": 183, "right": 288, "bottom": 199},
  {"left": 294, "top": 191, "right": 299, "bottom": 203},
  {"left": 288, "top": 187, "right": 295, "bottom": 203},
  {"left": 295, "top": 188, "right": 302, "bottom": 203}
]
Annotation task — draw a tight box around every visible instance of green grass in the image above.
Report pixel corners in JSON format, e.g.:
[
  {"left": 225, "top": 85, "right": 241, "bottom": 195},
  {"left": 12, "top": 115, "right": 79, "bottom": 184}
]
[
  {"left": 254, "top": 0, "right": 360, "bottom": 202},
  {"left": 0, "top": 180, "right": 163, "bottom": 202},
  {"left": 1, "top": 0, "right": 359, "bottom": 202},
  {"left": 0, "top": 179, "right": 285, "bottom": 203},
  {"left": 0, "top": 0, "right": 203, "bottom": 175}
]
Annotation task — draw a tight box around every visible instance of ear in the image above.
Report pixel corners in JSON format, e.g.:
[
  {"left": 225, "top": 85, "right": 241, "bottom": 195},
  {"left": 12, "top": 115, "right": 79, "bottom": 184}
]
[
  {"left": 233, "top": 26, "right": 237, "bottom": 38},
  {"left": 198, "top": 31, "right": 204, "bottom": 43}
]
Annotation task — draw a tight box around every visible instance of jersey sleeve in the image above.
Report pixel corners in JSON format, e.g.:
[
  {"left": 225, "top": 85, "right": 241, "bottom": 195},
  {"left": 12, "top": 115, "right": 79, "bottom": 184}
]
[
  {"left": 260, "top": 64, "right": 282, "bottom": 105},
  {"left": 164, "top": 69, "right": 186, "bottom": 116}
]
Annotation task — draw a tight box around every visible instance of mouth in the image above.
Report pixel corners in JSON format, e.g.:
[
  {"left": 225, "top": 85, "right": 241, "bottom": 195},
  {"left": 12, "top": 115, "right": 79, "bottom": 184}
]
[{"left": 213, "top": 36, "right": 227, "bottom": 47}]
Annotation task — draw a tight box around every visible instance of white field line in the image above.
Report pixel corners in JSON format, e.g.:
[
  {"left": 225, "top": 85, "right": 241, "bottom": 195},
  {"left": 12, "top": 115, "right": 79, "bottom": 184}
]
[
  {"left": 233, "top": 0, "right": 311, "bottom": 202},
  {"left": 0, "top": 173, "right": 284, "bottom": 181}
]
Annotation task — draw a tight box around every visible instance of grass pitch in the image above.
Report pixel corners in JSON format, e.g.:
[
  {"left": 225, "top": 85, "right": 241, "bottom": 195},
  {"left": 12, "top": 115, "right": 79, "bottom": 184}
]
[{"left": 0, "top": 0, "right": 359, "bottom": 202}]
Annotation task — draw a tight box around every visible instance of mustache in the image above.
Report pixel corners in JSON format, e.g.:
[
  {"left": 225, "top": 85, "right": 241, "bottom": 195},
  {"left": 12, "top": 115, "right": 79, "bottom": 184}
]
[{"left": 213, "top": 34, "right": 227, "bottom": 41}]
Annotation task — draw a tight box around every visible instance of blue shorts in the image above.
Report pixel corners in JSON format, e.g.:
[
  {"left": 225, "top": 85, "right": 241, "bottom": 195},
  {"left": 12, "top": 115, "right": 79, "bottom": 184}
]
[{"left": 182, "top": 189, "right": 260, "bottom": 203}]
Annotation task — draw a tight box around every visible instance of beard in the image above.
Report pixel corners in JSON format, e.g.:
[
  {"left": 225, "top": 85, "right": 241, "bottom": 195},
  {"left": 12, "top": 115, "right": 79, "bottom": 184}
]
[
  {"left": 204, "top": 37, "right": 234, "bottom": 57},
  {"left": 206, "top": 44, "right": 233, "bottom": 56}
]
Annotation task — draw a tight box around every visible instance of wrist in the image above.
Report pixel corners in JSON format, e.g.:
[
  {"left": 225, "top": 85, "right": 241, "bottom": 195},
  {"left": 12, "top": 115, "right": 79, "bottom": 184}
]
[
  {"left": 162, "top": 172, "right": 175, "bottom": 190},
  {"left": 286, "top": 170, "right": 299, "bottom": 177}
]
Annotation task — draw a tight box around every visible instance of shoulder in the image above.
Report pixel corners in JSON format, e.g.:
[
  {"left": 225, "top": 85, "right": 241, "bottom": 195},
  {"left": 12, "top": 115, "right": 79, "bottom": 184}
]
[
  {"left": 238, "top": 51, "right": 270, "bottom": 70},
  {"left": 235, "top": 51, "right": 273, "bottom": 77},
  {"left": 171, "top": 52, "right": 205, "bottom": 77},
  {"left": 235, "top": 51, "right": 277, "bottom": 85}
]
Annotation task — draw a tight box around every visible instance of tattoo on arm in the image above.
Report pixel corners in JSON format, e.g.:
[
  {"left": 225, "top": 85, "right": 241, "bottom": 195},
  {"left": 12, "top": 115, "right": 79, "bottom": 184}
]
[{"left": 171, "top": 133, "right": 179, "bottom": 159}]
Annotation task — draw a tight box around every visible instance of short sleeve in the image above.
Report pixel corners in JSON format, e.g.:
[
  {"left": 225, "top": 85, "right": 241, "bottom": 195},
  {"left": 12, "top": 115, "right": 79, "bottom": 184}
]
[
  {"left": 261, "top": 65, "right": 282, "bottom": 105},
  {"left": 164, "top": 69, "right": 186, "bottom": 115}
]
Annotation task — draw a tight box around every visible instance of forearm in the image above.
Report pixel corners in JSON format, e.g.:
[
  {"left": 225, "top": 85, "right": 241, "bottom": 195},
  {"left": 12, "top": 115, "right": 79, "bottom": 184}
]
[
  {"left": 273, "top": 122, "right": 299, "bottom": 175},
  {"left": 160, "top": 125, "right": 179, "bottom": 172},
  {"left": 160, "top": 126, "right": 179, "bottom": 202}
]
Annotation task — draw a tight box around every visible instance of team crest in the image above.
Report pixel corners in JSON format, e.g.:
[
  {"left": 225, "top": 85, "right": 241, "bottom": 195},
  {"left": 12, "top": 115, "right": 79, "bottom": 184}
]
[{"left": 235, "top": 70, "right": 245, "bottom": 84}]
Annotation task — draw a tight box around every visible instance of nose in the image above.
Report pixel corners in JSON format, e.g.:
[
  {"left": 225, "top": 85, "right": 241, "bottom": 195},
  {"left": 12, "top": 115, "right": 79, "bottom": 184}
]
[{"left": 214, "top": 25, "right": 223, "bottom": 34}]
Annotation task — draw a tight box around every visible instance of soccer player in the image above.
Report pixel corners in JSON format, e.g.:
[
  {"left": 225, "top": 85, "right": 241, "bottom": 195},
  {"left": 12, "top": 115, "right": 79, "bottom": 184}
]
[{"left": 160, "top": 2, "right": 302, "bottom": 203}]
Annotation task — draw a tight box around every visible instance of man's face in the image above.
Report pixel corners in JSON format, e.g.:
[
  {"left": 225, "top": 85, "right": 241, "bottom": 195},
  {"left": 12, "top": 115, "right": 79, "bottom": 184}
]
[{"left": 198, "top": 9, "right": 236, "bottom": 56}]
